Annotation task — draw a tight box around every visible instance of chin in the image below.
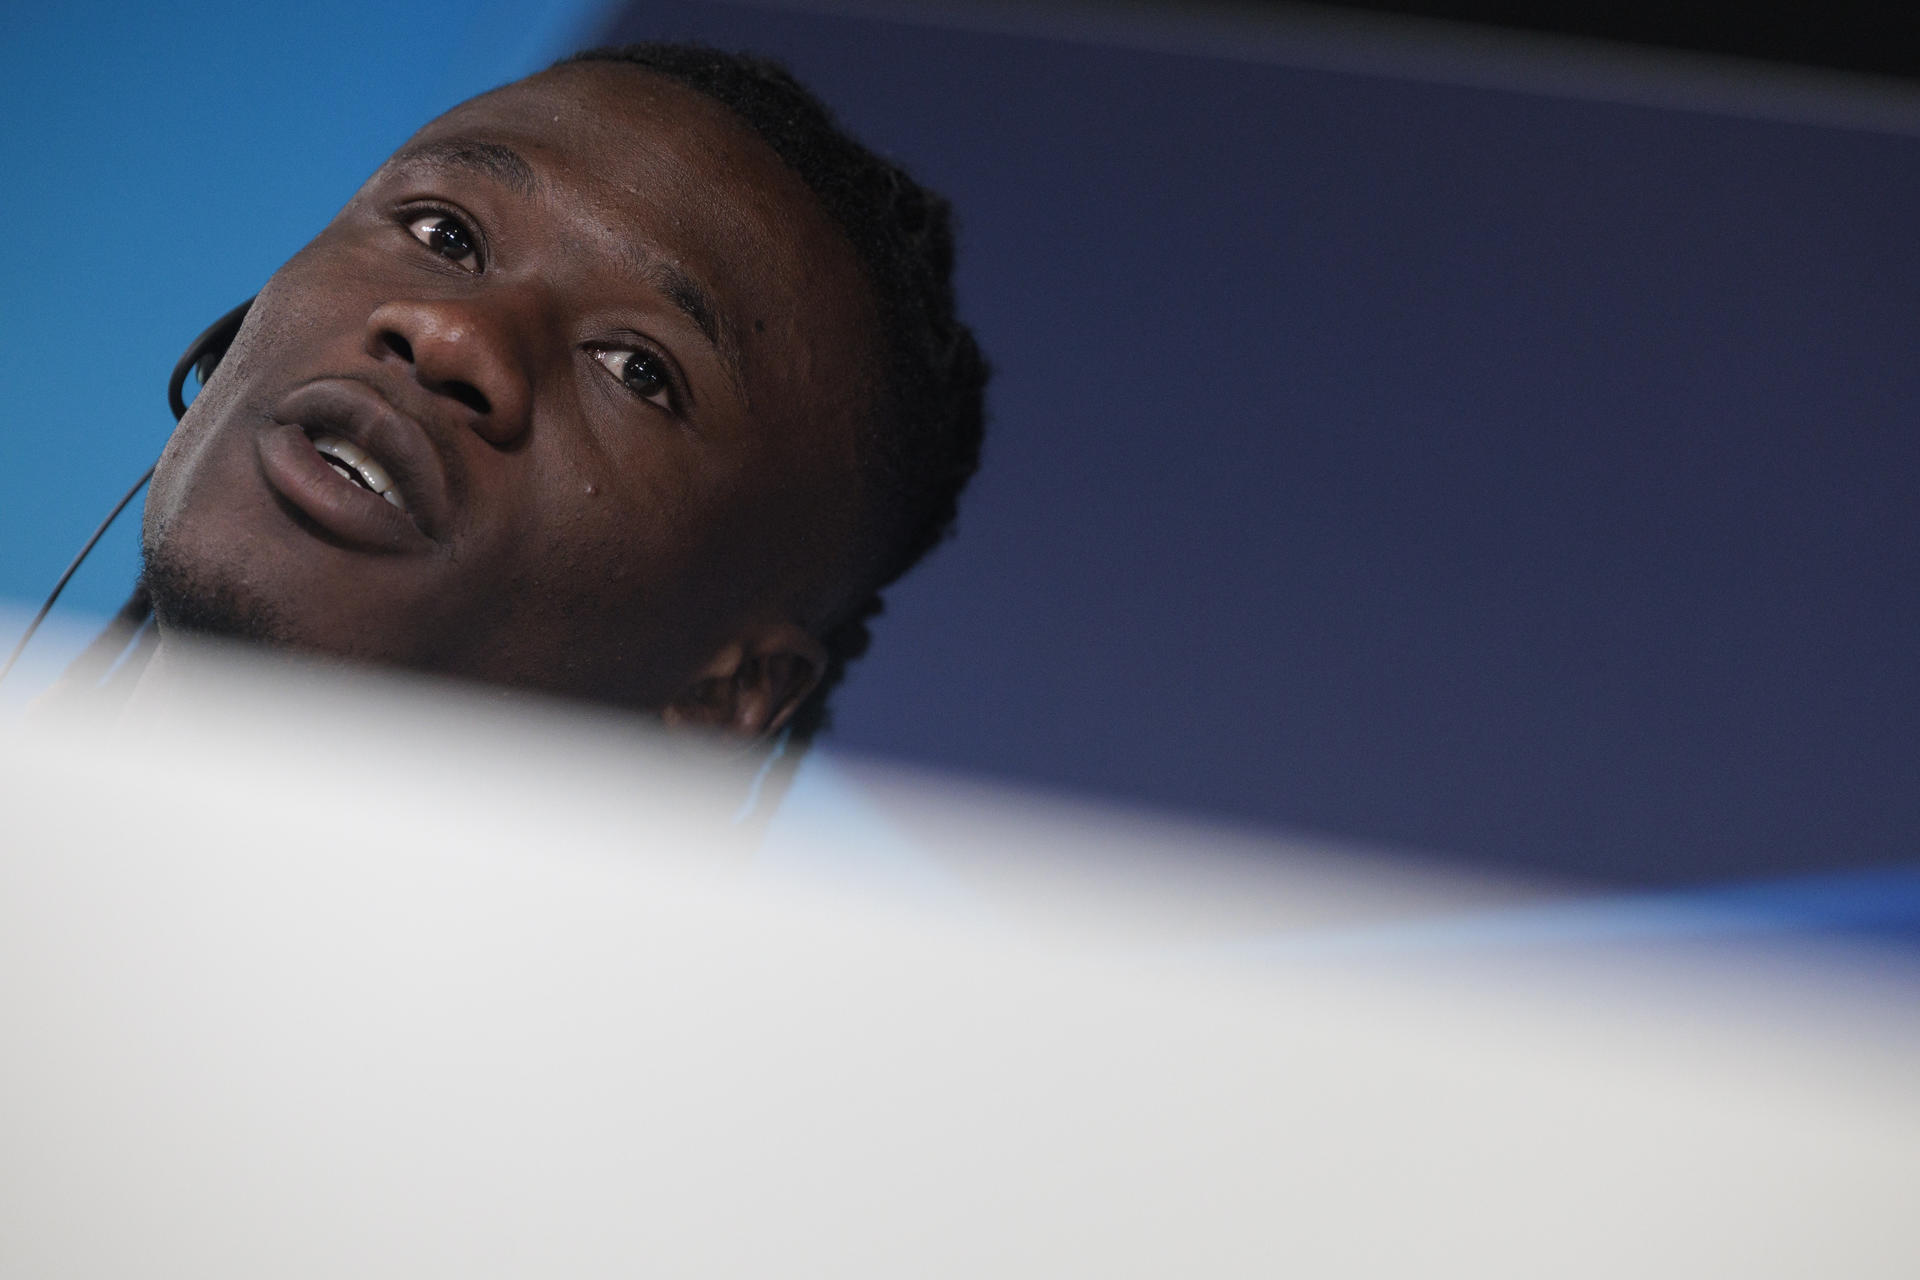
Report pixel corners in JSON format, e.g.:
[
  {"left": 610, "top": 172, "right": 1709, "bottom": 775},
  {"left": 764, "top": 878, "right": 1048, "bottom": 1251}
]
[{"left": 141, "top": 526, "right": 294, "bottom": 649}]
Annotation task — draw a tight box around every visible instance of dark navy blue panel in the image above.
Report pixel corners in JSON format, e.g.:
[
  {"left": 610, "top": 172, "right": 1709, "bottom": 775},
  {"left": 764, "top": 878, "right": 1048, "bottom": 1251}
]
[{"left": 600, "top": 3, "right": 1920, "bottom": 884}]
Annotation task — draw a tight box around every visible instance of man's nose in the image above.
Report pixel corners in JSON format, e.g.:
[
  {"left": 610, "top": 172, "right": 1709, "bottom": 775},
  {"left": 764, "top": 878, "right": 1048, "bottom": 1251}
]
[{"left": 364, "top": 298, "right": 533, "bottom": 446}]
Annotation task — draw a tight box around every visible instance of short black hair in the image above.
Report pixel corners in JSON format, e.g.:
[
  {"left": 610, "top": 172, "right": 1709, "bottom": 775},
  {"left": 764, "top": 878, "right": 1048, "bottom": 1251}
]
[{"left": 560, "top": 42, "right": 988, "bottom": 742}]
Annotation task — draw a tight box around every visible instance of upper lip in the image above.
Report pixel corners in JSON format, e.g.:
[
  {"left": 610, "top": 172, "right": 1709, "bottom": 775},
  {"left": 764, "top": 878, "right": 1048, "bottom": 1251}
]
[{"left": 269, "top": 378, "right": 454, "bottom": 541}]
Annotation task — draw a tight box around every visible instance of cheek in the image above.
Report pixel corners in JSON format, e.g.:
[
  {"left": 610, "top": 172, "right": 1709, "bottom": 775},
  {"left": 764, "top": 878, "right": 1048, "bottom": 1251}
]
[
  {"left": 143, "top": 377, "right": 247, "bottom": 548},
  {"left": 527, "top": 486, "right": 752, "bottom": 647},
  {"left": 141, "top": 270, "right": 356, "bottom": 560}
]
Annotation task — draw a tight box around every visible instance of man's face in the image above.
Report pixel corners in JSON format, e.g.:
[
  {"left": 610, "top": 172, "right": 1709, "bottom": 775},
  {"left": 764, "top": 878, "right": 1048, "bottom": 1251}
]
[{"left": 143, "top": 63, "right": 874, "bottom": 723}]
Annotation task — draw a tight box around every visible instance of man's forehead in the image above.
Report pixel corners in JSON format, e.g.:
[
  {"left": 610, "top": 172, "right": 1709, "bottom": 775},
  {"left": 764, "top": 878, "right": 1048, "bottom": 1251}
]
[
  {"left": 384, "top": 67, "right": 845, "bottom": 306},
  {"left": 368, "top": 63, "right": 879, "bottom": 553},
  {"left": 379, "top": 129, "right": 736, "bottom": 378},
  {"left": 403, "top": 64, "right": 769, "bottom": 191},
  {"left": 375, "top": 66, "right": 855, "bottom": 411}
]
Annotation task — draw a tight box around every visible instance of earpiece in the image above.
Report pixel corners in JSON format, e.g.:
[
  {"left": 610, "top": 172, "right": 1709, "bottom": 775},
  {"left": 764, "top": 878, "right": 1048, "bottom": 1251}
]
[
  {"left": 0, "top": 298, "right": 256, "bottom": 685},
  {"left": 167, "top": 297, "right": 254, "bottom": 422}
]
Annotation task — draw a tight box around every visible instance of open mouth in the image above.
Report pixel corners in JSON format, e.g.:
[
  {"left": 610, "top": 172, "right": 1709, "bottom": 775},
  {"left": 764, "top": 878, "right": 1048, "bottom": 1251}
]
[
  {"left": 258, "top": 382, "right": 440, "bottom": 553},
  {"left": 312, "top": 434, "right": 408, "bottom": 514}
]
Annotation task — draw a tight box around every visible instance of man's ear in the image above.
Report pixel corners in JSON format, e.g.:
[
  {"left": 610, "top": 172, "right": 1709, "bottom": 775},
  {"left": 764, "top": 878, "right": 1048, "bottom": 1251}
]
[{"left": 662, "top": 623, "right": 827, "bottom": 742}]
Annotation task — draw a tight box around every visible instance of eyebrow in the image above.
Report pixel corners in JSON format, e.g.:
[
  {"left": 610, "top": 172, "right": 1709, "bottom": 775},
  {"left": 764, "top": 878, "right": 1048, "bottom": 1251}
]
[
  {"left": 386, "top": 138, "right": 539, "bottom": 195},
  {"left": 385, "top": 136, "right": 749, "bottom": 402},
  {"left": 647, "top": 258, "right": 746, "bottom": 398}
]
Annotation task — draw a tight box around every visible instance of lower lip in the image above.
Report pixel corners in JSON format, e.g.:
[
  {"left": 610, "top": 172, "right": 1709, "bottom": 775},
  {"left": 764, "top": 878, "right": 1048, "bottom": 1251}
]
[{"left": 256, "top": 422, "right": 430, "bottom": 553}]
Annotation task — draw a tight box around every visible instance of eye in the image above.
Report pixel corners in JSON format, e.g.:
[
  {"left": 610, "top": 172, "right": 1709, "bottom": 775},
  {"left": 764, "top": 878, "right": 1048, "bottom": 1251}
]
[
  {"left": 405, "top": 212, "right": 480, "bottom": 270},
  {"left": 590, "top": 345, "right": 676, "bottom": 411}
]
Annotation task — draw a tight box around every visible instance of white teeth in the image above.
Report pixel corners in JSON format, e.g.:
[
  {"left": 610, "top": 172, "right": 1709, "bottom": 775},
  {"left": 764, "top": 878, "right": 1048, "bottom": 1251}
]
[{"left": 311, "top": 434, "right": 406, "bottom": 510}]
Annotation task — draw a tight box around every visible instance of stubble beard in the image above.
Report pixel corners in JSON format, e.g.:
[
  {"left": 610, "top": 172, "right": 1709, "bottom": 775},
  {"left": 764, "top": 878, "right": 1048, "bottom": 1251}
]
[{"left": 140, "top": 522, "right": 292, "bottom": 649}]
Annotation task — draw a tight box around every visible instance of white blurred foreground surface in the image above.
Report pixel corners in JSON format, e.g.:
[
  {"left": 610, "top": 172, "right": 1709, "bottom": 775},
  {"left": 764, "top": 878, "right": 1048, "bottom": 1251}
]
[{"left": 3, "top": 647, "right": 1917, "bottom": 1277}]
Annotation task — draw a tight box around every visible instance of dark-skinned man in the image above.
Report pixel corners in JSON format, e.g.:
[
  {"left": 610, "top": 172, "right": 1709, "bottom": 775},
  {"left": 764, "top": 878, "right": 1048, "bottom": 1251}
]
[{"left": 119, "top": 43, "right": 984, "bottom": 752}]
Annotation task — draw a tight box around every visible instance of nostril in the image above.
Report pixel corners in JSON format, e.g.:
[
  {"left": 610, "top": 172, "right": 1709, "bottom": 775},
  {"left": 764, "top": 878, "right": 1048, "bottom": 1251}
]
[
  {"left": 379, "top": 330, "right": 414, "bottom": 363},
  {"left": 375, "top": 326, "right": 490, "bottom": 416},
  {"left": 443, "top": 380, "right": 490, "bottom": 415}
]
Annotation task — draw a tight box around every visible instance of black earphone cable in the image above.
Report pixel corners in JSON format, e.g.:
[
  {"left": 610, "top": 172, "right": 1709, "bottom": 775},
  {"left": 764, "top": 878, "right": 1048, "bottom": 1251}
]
[
  {"left": 0, "top": 465, "right": 156, "bottom": 685},
  {"left": 0, "top": 297, "right": 253, "bottom": 688},
  {"left": 168, "top": 299, "right": 252, "bottom": 421}
]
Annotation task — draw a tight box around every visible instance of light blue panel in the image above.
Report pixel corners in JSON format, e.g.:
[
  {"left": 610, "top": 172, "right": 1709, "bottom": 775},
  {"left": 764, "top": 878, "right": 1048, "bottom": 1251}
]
[
  {"left": 0, "top": 0, "right": 610, "bottom": 644},
  {"left": 1222, "top": 866, "right": 1920, "bottom": 960}
]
